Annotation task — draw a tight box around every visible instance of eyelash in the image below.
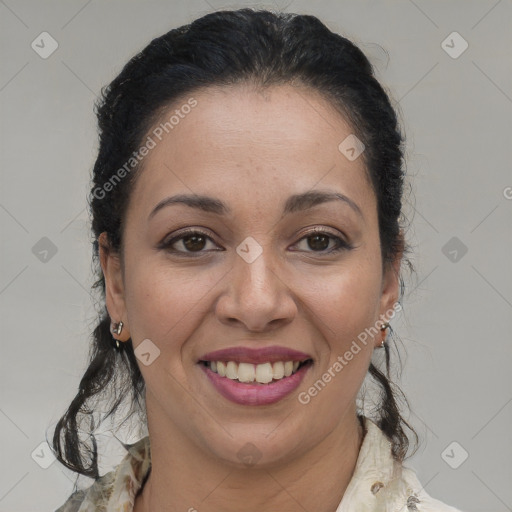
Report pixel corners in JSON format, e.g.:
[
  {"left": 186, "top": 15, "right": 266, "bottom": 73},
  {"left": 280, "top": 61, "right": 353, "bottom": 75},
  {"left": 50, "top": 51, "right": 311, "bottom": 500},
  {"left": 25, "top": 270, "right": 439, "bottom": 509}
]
[{"left": 158, "top": 227, "right": 352, "bottom": 257}]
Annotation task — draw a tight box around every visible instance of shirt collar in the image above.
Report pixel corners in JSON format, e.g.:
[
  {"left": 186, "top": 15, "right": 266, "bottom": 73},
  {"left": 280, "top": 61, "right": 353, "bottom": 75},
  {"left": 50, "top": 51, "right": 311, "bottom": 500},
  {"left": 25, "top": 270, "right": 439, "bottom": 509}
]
[{"left": 336, "top": 416, "right": 404, "bottom": 511}]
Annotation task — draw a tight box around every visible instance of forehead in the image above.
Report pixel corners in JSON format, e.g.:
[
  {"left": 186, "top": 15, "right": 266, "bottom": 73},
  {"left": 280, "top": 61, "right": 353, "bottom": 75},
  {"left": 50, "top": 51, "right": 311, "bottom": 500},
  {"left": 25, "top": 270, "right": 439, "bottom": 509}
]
[{"left": 129, "top": 83, "right": 374, "bottom": 217}]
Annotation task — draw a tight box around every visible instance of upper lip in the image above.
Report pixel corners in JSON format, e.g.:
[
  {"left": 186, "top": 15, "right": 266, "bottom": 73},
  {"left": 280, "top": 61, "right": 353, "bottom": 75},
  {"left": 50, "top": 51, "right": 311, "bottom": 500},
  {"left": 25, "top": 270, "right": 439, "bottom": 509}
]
[{"left": 198, "top": 345, "right": 313, "bottom": 365}]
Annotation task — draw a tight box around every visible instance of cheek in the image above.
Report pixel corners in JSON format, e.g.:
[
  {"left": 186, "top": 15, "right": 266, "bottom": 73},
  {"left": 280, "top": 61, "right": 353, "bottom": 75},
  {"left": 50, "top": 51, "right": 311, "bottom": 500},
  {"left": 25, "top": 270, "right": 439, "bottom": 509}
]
[
  {"left": 294, "top": 258, "right": 382, "bottom": 353},
  {"left": 294, "top": 262, "right": 380, "bottom": 425},
  {"left": 123, "top": 258, "right": 221, "bottom": 353}
]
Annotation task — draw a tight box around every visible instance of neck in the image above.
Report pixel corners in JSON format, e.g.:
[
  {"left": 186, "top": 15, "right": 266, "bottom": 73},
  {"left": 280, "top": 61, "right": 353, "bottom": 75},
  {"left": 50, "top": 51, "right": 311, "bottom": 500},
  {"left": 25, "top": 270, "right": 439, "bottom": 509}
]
[{"left": 134, "top": 407, "right": 365, "bottom": 512}]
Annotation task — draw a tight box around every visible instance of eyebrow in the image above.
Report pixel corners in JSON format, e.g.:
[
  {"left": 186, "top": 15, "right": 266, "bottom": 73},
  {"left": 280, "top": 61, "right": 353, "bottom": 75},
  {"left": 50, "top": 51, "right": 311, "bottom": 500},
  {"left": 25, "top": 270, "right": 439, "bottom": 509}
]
[{"left": 148, "top": 190, "right": 363, "bottom": 220}]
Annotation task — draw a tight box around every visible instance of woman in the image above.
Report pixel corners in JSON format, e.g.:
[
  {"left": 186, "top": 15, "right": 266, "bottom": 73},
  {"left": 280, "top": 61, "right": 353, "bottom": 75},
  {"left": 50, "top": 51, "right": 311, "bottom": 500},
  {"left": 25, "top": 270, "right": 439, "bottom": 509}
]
[{"left": 53, "top": 8, "right": 463, "bottom": 512}]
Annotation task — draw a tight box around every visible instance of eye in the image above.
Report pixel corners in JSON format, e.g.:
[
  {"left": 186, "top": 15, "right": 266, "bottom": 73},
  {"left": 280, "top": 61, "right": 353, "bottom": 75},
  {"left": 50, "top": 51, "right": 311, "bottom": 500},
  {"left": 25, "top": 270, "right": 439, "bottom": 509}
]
[
  {"left": 159, "top": 229, "right": 222, "bottom": 255},
  {"left": 291, "top": 228, "right": 351, "bottom": 254}
]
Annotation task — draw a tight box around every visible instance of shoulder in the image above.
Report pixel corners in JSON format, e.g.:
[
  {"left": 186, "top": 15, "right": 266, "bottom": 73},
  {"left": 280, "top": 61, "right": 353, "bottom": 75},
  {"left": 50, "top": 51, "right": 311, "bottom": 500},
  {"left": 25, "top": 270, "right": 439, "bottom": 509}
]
[
  {"left": 54, "top": 436, "right": 151, "bottom": 512},
  {"left": 54, "top": 470, "right": 116, "bottom": 512},
  {"left": 54, "top": 489, "right": 86, "bottom": 512},
  {"left": 398, "top": 466, "right": 464, "bottom": 512},
  {"left": 337, "top": 417, "right": 465, "bottom": 512}
]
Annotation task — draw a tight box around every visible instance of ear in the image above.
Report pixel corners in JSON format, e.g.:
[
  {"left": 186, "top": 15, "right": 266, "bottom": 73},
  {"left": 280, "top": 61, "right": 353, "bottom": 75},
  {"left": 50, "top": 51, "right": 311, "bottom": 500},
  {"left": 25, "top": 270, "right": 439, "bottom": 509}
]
[
  {"left": 98, "top": 232, "right": 130, "bottom": 340},
  {"left": 378, "top": 230, "right": 404, "bottom": 321}
]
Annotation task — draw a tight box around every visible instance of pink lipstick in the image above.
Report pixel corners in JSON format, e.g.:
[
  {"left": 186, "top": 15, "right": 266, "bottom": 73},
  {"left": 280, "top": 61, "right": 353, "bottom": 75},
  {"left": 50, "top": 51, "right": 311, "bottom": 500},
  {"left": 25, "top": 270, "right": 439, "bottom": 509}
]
[{"left": 198, "top": 345, "right": 313, "bottom": 406}]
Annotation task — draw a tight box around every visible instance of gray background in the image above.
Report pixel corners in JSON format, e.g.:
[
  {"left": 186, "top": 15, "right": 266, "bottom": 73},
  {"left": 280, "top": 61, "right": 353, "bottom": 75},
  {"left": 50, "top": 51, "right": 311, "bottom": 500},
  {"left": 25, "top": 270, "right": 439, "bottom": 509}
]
[{"left": 1, "top": 0, "right": 511, "bottom": 511}]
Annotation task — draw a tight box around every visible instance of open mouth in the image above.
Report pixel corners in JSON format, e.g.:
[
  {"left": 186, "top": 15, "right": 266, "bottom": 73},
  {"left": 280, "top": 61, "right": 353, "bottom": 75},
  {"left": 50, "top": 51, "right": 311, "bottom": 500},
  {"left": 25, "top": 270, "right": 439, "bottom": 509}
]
[{"left": 199, "top": 359, "right": 313, "bottom": 385}]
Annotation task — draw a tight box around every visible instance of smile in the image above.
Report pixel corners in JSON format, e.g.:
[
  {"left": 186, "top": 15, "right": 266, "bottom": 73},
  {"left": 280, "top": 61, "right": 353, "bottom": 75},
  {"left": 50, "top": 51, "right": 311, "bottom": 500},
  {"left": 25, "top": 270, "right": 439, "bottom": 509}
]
[
  {"left": 200, "top": 359, "right": 311, "bottom": 384},
  {"left": 197, "top": 345, "right": 313, "bottom": 406}
]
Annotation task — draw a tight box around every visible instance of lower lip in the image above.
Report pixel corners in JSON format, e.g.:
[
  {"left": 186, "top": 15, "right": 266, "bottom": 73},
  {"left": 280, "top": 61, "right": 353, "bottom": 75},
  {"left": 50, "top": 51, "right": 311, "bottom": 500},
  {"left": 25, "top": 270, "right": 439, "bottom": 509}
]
[{"left": 200, "top": 363, "right": 311, "bottom": 406}]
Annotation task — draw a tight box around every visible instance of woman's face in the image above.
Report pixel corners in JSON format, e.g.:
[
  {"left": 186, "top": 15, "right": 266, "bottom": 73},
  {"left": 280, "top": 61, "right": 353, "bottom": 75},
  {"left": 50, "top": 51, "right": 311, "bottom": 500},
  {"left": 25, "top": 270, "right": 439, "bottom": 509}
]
[{"left": 101, "top": 83, "right": 401, "bottom": 467}]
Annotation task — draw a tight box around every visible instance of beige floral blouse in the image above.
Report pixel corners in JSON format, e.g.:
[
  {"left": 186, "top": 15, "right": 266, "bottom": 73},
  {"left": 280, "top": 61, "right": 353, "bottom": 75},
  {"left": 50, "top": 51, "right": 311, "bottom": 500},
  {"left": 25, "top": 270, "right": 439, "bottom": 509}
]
[{"left": 55, "top": 417, "right": 463, "bottom": 512}]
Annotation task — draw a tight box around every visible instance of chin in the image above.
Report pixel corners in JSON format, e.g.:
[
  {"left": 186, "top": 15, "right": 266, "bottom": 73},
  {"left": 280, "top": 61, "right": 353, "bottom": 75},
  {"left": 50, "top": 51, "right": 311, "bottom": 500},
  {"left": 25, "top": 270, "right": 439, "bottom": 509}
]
[{"left": 197, "top": 422, "right": 314, "bottom": 470}]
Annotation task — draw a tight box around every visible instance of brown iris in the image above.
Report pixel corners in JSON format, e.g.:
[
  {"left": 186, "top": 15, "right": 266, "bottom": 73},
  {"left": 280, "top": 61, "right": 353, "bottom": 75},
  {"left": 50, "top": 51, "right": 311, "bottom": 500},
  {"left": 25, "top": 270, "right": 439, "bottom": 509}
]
[
  {"left": 307, "top": 234, "right": 330, "bottom": 251},
  {"left": 183, "top": 234, "right": 207, "bottom": 251}
]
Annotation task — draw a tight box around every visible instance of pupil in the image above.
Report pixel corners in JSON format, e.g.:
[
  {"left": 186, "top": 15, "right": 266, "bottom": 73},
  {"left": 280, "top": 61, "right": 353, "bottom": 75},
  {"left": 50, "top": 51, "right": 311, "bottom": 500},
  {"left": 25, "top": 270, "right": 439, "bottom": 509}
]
[
  {"left": 308, "top": 234, "right": 329, "bottom": 251},
  {"left": 184, "top": 235, "right": 205, "bottom": 251}
]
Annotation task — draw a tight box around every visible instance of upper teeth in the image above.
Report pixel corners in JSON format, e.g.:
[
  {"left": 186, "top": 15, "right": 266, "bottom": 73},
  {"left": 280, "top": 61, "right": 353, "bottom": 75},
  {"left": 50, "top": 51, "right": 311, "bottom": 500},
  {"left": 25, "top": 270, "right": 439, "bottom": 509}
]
[{"left": 209, "top": 361, "right": 302, "bottom": 384}]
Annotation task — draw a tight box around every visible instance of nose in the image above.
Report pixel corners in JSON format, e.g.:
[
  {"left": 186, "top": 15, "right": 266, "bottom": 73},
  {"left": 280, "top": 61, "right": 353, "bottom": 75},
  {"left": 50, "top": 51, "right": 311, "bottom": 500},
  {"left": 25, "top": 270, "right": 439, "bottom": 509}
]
[{"left": 214, "top": 243, "right": 297, "bottom": 333}]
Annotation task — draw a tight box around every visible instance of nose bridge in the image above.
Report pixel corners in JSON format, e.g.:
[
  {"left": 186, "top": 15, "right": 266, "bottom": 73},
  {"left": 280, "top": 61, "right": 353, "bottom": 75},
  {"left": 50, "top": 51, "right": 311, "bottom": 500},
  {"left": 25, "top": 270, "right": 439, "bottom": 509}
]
[
  {"left": 215, "top": 235, "right": 295, "bottom": 331},
  {"left": 233, "top": 238, "right": 280, "bottom": 303}
]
